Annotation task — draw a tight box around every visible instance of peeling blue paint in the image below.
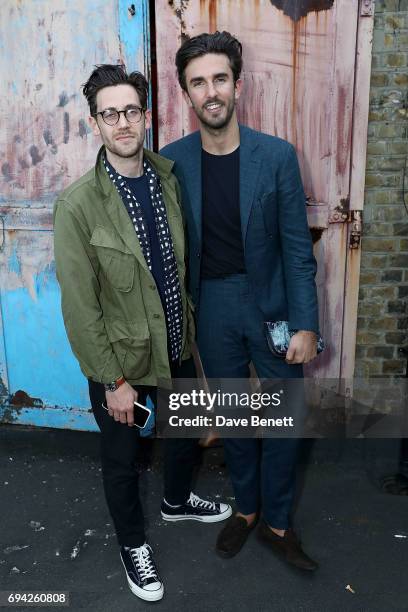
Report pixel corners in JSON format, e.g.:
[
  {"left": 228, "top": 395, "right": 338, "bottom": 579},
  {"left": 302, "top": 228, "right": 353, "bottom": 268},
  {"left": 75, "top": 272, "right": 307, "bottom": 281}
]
[
  {"left": 1, "top": 0, "right": 152, "bottom": 433},
  {"left": 8, "top": 246, "right": 21, "bottom": 275},
  {"left": 1, "top": 265, "right": 155, "bottom": 434},
  {"left": 118, "top": 0, "right": 152, "bottom": 148},
  {"left": 1, "top": 274, "right": 89, "bottom": 409},
  {"left": 118, "top": 0, "right": 144, "bottom": 71},
  {"left": 0, "top": 396, "right": 155, "bottom": 435},
  {"left": 0, "top": 405, "right": 98, "bottom": 431}
]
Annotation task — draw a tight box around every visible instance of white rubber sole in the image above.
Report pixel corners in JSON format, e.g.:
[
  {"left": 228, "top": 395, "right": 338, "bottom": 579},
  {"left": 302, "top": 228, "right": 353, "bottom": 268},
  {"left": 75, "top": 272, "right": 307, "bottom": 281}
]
[
  {"left": 120, "top": 557, "right": 164, "bottom": 602},
  {"left": 161, "top": 505, "right": 232, "bottom": 523}
]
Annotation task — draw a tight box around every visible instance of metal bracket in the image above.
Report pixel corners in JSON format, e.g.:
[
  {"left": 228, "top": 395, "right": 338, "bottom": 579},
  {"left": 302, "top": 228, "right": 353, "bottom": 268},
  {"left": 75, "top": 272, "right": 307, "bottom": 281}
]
[
  {"left": 349, "top": 210, "right": 362, "bottom": 249},
  {"left": 329, "top": 210, "right": 349, "bottom": 223},
  {"left": 360, "top": 0, "right": 375, "bottom": 16},
  {"left": 328, "top": 209, "right": 363, "bottom": 249}
]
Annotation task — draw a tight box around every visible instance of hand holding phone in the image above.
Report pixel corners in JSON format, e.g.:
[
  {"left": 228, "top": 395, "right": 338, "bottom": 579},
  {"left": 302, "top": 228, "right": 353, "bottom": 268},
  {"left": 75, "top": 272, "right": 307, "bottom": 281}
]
[
  {"left": 102, "top": 400, "right": 152, "bottom": 429},
  {"left": 105, "top": 381, "right": 138, "bottom": 426}
]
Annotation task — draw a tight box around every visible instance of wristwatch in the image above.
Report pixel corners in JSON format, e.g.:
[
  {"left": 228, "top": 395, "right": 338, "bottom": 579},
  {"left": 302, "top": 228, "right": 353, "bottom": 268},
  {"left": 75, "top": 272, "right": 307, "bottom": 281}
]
[{"left": 104, "top": 376, "right": 126, "bottom": 392}]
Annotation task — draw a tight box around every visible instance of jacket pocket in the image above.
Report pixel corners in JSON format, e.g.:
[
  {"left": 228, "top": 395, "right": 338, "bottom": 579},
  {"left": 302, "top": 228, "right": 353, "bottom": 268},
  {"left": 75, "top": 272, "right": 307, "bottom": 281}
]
[
  {"left": 90, "top": 226, "right": 135, "bottom": 292},
  {"left": 104, "top": 318, "right": 151, "bottom": 380}
]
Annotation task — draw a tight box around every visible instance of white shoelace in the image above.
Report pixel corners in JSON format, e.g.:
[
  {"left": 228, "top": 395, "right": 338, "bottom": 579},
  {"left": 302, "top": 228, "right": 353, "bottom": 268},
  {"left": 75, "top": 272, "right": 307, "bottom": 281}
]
[
  {"left": 188, "top": 492, "right": 216, "bottom": 511},
  {"left": 130, "top": 545, "right": 159, "bottom": 582}
]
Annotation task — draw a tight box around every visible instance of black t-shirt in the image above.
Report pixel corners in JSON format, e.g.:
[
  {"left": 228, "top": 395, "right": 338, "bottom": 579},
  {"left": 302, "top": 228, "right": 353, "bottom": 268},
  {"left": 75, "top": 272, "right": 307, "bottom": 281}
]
[
  {"left": 125, "top": 174, "right": 166, "bottom": 308},
  {"left": 201, "top": 147, "right": 246, "bottom": 278}
]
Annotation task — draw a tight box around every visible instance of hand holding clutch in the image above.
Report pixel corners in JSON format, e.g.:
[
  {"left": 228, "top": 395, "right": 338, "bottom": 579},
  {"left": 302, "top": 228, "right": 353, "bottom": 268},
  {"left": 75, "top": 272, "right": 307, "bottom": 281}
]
[{"left": 265, "top": 321, "right": 325, "bottom": 359}]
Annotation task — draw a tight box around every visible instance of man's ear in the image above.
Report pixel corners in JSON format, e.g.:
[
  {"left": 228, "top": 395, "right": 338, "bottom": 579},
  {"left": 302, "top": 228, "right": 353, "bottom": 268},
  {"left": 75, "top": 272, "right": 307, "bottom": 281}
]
[
  {"left": 182, "top": 89, "right": 193, "bottom": 108},
  {"left": 88, "top": 115, "right": 100, "bottom": 136},
  {"left": 144, "top": 109, "right": 152, "bottom": 131},
  {"left": 234, "top": 78, "right": 243, "bottom": 102}
]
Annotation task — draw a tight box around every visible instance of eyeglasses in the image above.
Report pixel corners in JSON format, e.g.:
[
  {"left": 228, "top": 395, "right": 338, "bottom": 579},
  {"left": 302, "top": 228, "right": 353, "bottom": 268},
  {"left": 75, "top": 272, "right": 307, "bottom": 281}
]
[{"left": 95, "top": 106, "right": 145, "bottom": 126}]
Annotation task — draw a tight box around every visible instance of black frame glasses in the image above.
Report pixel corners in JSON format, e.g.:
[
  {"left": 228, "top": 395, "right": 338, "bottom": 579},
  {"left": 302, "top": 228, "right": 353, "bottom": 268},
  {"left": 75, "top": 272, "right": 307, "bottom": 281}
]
[{"left": 95, "top": 106, "right": 145, "bottom": 126}]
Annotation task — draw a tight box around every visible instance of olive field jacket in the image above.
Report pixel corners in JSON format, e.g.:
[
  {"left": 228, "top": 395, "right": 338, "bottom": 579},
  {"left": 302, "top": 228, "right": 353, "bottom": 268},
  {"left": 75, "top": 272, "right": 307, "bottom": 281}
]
[{"left": 53, "top": 147, "right": 195, "bottom": 386}]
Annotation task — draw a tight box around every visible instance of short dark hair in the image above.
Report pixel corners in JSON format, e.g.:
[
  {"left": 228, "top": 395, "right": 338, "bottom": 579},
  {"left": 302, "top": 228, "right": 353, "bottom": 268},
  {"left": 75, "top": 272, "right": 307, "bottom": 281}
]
[
  {"left": 175, "top": 31, "right": 243, "bottom": 91},
  {"left": 82, "top": 64, "right": 148, "bottom": 117}
]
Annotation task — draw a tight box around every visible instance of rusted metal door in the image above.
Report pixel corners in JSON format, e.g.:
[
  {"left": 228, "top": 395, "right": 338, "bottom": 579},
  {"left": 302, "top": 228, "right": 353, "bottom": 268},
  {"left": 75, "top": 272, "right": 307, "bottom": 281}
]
[
  {"left": 155, "top": 0, "right": 374, "bottom": 381},
  {"left": 0, "top": 0, "right": 151, "bottom": 429}
]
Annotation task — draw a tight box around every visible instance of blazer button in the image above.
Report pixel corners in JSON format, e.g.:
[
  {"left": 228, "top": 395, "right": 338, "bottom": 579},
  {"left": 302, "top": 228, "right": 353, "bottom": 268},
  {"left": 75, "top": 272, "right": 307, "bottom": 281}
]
[
  {"left": 197, "top": 252, "right": 201, "bottom": 258},
  {"left": 150, "top": 284, "right": 156, "bottom": 290},
  {"left": 153, "top": 313, "right": 161, "bottom": 319}
]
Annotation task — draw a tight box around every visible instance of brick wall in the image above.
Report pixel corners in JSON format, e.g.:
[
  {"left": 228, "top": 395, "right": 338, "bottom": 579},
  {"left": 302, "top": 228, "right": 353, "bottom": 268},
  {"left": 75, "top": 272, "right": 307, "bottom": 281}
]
[{"left": 355, "top": 0, "right": 408, "bottom": 377}]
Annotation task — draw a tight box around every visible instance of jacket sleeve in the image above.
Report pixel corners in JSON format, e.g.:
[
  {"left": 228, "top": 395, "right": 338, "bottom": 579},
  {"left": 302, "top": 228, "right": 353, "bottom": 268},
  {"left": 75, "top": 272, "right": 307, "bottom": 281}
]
[
  {"left": 277, "top": 144, "right": 320, "bottom": 333},
  {"left": 53, "top": 199, "right": 123, "bottom": 383}
]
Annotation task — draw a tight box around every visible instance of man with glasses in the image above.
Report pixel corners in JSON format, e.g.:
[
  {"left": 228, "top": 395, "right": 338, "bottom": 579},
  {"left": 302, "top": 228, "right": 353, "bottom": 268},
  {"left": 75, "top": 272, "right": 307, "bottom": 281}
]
[{"left": 53, "top": 64, "right": 231, "bottom": 603}]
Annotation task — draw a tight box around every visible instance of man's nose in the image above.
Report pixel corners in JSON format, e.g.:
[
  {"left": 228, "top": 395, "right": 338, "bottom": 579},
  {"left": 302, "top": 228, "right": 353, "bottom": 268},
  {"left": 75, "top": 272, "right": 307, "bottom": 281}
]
[
  {"left": 117, "top": 112, "right": 129, "bottom": 128},
  {"left": 206, "top": 81, "right": 217, "bottom": 98}
]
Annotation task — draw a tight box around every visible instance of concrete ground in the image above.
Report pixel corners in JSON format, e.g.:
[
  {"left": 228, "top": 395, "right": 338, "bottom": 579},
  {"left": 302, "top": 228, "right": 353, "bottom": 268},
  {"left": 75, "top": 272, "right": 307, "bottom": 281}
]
[{"left": 0, "top": 425, "right": 407, "bottom": 612}]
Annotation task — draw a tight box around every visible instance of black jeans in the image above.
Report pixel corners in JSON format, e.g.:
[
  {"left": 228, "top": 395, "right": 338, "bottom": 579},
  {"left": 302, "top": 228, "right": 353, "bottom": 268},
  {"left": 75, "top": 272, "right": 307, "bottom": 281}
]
[{"left": 88, "top": 357, "right": 199, "bottom": 547}]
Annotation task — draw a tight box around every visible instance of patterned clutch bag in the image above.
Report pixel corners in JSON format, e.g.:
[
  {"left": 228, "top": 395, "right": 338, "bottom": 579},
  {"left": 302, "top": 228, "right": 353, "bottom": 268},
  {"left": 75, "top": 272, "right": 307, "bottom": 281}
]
[{"left": 264, "top": 321, "right": 325, "bottom": 358}]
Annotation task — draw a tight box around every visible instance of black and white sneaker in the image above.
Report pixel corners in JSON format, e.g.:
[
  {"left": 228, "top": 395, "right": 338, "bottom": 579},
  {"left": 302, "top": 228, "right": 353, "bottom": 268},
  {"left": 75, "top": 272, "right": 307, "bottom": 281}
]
[
  {"left": 161, "top": 492, "right": 232, "bottom": 523},
  {"left": 120, "top": 543, "right": 164, "bottom": 602}
]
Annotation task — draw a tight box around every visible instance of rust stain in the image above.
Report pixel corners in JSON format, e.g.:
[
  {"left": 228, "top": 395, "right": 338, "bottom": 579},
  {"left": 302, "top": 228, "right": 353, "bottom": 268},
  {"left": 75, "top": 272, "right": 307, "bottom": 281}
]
[
  {"left": 168, "top": 0, "right": 190, "bottom": 33},
  {"left": 269, "top": 0, "right": 334, "bottom": 22},
  {"left": 254, "top": 0, "right": 260, "bottom": 24},
  {"left": 208, "top": 0, "right": 217, "bottom": 32},
  {"left": 291, "top": 20, "right": 300, "bottom": 145},
  {"left": 47, "top": 31, "right": 55, "bottom": 79},
  {"left": 336, "top": 85, "right": 351, "bottom": 176},
  {"left": 10, "top": 390, "right": 44, "bottom": 408}
]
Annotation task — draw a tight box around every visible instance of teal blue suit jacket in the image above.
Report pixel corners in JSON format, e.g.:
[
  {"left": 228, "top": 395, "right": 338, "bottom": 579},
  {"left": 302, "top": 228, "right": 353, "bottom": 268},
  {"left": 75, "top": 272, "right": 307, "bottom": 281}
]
[{"left": 161, "top": 125, "right": 319, "bottom": 333}]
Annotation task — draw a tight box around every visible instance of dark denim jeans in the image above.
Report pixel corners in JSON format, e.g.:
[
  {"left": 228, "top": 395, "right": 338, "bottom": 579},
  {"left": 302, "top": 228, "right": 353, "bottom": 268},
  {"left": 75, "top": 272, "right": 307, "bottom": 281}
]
[{"left": 89, "top": 357, "right": 199, "bottom": 547}]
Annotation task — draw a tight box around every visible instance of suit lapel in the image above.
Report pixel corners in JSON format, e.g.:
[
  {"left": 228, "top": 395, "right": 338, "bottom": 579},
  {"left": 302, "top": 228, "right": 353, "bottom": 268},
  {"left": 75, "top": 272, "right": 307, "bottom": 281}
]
[
  {"left": 182, "top": 132, "right": 203, "bottom": 247},
  {"left": 239, "top": 125, "right": 262, "bottom": 245}
]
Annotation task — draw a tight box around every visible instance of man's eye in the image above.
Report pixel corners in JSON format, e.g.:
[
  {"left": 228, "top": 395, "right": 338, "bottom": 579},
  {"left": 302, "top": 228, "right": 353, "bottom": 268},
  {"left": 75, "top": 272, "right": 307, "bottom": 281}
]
[
  {"left": 103, "top": 110, "right": 117, "bottom": 118},
  {"left": 215, "top": 77, "right": 226, "bottom": 83},
  {"left": 193, "top": 81, "right": 204, "bottom": 87}
]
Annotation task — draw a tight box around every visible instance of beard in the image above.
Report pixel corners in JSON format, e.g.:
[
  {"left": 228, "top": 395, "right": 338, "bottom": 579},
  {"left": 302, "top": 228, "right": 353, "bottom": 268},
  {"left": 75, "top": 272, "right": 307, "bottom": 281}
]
[
  {"left": 192, "top": 96, "right": 236, "bottom": 131},
  {"left": 102, "top": 129, "right": 145, "bottom": 160}
]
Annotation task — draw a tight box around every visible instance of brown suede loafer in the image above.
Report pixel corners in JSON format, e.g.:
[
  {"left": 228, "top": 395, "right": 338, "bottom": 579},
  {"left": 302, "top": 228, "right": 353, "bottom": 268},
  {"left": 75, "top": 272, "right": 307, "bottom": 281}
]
[
  {"left": 216, "top": 514, "right": 257, "bottom": 558},
  {"left": 257, "top": 520, "right": 318, "bottom": 571}
]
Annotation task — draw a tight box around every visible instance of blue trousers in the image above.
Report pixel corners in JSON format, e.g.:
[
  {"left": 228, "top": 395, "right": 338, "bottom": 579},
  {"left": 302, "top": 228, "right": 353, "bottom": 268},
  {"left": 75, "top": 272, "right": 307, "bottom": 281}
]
[{"left": 197, "top": 274, "right": 303, "bottom": 529}]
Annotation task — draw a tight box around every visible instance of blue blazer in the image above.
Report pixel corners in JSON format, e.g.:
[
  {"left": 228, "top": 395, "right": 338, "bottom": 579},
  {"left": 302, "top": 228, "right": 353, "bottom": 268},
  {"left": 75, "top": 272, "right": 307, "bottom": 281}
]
[{"left": 161, "top": 125, "right": 319, "bottom": 333}]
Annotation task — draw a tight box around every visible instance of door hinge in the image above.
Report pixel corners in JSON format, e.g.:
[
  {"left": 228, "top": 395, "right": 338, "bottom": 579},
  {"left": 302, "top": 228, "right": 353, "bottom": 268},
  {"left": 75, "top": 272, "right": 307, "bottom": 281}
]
[
  {"left": 360, "top": 0, "right": 375, "bottom": 16},
  {"left": 328, "top": 209, "right": 363, "bottom": 249},
  {"left": 349, "top": 210, "right": 362, "bottom": 250}
]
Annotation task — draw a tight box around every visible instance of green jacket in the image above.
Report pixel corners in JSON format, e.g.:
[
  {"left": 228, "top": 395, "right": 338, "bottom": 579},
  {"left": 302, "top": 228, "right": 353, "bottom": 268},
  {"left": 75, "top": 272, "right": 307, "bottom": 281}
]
[{"left": 53, "top": 146, "right": 195, "bottom": 386}]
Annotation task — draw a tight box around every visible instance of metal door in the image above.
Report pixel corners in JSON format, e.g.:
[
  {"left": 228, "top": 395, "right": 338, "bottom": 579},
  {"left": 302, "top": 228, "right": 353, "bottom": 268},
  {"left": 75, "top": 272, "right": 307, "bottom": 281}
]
[
  {"left": 155, "top": 0, "right": 374, "bottom": 381},
  {"left": 0, "top": 0, "right": 151, "bottom": 429}
]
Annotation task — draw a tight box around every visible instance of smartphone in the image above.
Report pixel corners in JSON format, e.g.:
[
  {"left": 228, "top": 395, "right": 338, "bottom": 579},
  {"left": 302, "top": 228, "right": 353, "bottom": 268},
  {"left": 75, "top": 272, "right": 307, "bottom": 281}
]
[
  {"left": 102, "top": 401, "right": 152, "bottom": 429},
  {"left": 133, "top": 401, "right": 152, "bottom": 429}
]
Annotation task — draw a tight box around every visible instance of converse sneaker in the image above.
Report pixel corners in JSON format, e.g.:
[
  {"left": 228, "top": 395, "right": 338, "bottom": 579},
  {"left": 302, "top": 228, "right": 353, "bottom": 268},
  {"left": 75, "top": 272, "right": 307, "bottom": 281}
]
[
  {"left": 120, "top": 544, "right": 164, "bottom": 602},
  {"left": 161, "top": 492, "right": 232, "bottom": 523}
]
